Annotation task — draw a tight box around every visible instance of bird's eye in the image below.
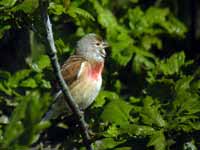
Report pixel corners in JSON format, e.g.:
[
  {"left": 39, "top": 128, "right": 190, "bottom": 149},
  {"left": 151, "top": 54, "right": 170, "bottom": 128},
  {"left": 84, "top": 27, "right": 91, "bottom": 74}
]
[{"left": 96, "top": 42, "right": 100, "bottom": 46}]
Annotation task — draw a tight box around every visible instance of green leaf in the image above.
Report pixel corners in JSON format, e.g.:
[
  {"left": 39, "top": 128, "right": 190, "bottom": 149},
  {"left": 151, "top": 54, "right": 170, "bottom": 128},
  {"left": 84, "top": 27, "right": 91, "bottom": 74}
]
[
  {"left": 49, "top": 3, "right": 65, "bottom": 15},
  {"left": 0, "top": 70, "right": 11, "bottom": 80},
  {"left": 129, "top": 96, "right": 141, "bottom": 104},
  {"left": 3, "top": 96, "right": 28, "bottom": 146},
  {"left": 40, "top": 79, "right": 51, "bottom": 89},
  {"left": 0, "top": 0, "right": 17, "bottom": 7},
  {"left": 132, "top": 50, "right": 155, "bottom": 74},
  {"left": 3, "top": 91, "right": 51, "bottom": 147},
  {"left": 94, "top": 138, "right": 127, "bottom": 150},
  {"left": 93, "top": 91, "right": 117, "bottom": 108},
  {"left": 175, "top": 75, "right": 193, "bottom": 92},
  {"left": 139, "top": 96, "right": 166, "bottom": 127},
  {"left": 147, "top": 130, "right": 166, "bottom": 150},
  {"left": 109, "top": 33, "right": 134, "bottom": 66},
  {"left": 67, "top": 6, "right": 95, "bottom": 21},
  {"left": 141, "top": 35, "right": 162, "bottom": 50},
  {"left": 20, "top": 78, "right": 37, "bottom": 88},
  {"left": 128, "top": 7, "right": 187, "bottom": 37},
  {"left": 113, "top": 80, "right": 122, "bottom": 94},
  {"left": 173, "top": 76, "right": 200, "bottom": 115},
  {"left": 156, "top": 51, "right": 185, "bottom": 75},
  {"left": 31, "top": 55, "right": 50, "bottom": 72},
  {"left": 11, "top": 0, "right": 39, "bottom": 13},
  {"left": 33, "top": 73, "right": 51, "bottom": 89},
  {"left": 0, "top": 82, "right": 12, "bottom": 95},
  {"left": 7, "top": 69, "right": 32, "bottom": 88},
  {"left": 103, "top": 124, "right": 120, "bottom": 138},
  {"left": 55, "top": 38, "right": 71, "bottom": 55},
  {"left": 165, "top": 76, "right": 200, "bottom": 132},
  {"left": 120, "top": 124, "right": 155, "bottom": 136},
  {"left": 100, "top": 92, "right": 132, "bottom": 127},
  {"left": 0, "top": 25, "right": 11, "bottom": 39}
]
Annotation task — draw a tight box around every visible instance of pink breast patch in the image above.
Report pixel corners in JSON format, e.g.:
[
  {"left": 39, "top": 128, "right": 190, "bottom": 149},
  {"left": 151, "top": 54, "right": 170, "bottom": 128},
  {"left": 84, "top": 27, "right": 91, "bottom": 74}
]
[{"left": 89, "top": 62, "right": 104, "bottom": 80}]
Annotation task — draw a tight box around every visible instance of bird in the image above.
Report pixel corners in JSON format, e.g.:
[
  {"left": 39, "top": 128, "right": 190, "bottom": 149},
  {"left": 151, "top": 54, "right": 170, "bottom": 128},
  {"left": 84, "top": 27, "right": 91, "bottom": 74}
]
[{"left": 43, "top": 33, "right": 108, "bottom": 120}]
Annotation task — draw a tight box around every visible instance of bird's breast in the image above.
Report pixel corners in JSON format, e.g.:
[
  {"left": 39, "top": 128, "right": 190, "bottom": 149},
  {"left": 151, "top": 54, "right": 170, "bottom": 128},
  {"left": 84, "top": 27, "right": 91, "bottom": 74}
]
[
  {"left": 69, "top": 61, "right": 104, "bottom": 109},
  {"left": 89, "top": 62, "right": 104, "bottom": 80}
]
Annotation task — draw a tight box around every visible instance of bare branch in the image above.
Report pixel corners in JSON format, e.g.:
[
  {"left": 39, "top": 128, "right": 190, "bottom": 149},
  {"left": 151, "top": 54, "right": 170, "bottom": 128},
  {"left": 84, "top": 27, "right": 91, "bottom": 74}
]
[{"left": 39, "top": 0, "right": 93, "bottom": 149}]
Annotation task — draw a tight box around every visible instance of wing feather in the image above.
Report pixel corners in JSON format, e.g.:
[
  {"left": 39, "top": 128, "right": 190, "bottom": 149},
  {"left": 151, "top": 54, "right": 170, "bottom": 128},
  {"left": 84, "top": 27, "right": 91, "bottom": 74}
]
[{"left": 61, "top": 55, "right": 87, "bottom": 85}]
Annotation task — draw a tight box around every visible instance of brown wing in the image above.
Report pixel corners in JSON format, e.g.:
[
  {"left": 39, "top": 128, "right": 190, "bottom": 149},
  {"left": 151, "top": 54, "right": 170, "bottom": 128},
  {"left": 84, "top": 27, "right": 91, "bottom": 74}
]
[{"left": 61, "top": 55, "right": 87, "bottom": 85}]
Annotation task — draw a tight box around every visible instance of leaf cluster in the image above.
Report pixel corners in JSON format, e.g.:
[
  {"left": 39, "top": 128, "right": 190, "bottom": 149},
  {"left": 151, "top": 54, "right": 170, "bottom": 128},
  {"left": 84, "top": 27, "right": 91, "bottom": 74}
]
[{"left": 0, "top": 0, "right": 199, "bottom": 150}]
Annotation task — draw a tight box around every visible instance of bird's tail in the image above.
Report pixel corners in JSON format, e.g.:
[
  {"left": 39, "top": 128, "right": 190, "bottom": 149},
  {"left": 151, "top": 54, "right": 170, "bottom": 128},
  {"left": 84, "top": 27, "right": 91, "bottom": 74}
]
[{"left": 42, "top": 90, "right": 64, "bottom": 121}]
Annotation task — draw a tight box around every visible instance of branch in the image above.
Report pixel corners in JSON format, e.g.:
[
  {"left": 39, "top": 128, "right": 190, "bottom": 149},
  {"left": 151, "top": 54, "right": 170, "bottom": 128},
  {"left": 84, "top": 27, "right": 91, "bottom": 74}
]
[{"left": 39, "top": 0, "right": 93, "bottom": 149}]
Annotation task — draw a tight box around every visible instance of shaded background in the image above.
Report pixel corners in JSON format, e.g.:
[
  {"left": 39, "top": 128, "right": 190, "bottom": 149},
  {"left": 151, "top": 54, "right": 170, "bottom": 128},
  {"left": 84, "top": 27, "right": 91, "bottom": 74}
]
[{"left": 0, "top": 0, "right": 200, "bottom": 150}]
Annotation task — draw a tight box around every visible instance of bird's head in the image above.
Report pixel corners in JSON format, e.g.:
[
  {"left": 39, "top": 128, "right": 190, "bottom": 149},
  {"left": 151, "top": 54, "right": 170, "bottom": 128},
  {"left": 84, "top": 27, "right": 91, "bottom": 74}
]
[{"left": 75, "top": 33, "right": 108, "bottom": 62}]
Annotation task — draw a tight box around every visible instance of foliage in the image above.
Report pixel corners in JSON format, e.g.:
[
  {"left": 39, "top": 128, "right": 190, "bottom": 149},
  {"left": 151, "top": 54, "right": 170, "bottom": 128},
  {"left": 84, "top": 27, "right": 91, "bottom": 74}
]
[{"left": 0, "top": 0, "right": 199, "bottom": 150}]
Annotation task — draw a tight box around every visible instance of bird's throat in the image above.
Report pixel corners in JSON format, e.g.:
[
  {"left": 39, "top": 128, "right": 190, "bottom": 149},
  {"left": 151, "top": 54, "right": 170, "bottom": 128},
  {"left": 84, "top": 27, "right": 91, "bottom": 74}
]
[{"left": 90, "top": 62, "right": 104, "bottom": 80}]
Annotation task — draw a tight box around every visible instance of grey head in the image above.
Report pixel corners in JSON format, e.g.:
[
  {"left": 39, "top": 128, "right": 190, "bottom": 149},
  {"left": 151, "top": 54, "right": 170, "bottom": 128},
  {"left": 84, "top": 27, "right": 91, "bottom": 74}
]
[{"left": 75, "top": 33, "right": 108, "bottom": 62}]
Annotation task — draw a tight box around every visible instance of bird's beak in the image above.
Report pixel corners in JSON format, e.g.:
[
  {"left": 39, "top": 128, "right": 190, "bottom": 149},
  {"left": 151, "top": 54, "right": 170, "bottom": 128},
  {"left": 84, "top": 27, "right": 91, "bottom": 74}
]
[
  {"left": 102, "top": 41, "right": 109, "bottom": 48},
  {"left": 99, "top": 41, "right": 108, "bottom": 58},
  {"left": 100, "top": 48, "right": 106, "bottom": 58}
]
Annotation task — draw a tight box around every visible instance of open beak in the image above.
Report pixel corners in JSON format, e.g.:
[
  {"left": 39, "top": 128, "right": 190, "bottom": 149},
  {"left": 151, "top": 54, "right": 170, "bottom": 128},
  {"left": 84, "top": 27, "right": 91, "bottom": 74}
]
[
  {"left": 102, "top": 41, "right": 109, "bottom": 48},
  {"left": 100, "top": 48, "right": 106, "bottom": 58},
  {"left": 99, "top": 41, "right": 108, "bottom": 58}
]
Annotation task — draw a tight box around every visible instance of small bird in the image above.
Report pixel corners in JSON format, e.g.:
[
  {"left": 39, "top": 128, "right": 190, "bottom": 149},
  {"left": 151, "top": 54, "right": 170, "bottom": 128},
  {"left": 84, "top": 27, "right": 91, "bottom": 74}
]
[{"left": 44, "top": 33, "right": 108, "bottom": 120}]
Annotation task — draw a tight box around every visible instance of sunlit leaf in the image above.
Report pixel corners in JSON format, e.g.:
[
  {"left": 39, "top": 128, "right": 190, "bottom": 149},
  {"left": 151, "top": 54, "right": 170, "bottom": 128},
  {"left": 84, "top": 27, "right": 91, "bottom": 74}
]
[
  {"left": 94, "top": 138, "right": 127, "bottom": 150},
  {"left": 7, "top": 69, "right": 31, "bottom": 88},
  {"left": 49, "top": 3, "right": 65, "bottom": 15},
  {"left": 100, "top": 92, "right": 133, "bottom": 127},
  {"left": 31, "top": 55, "right": 50, "bottom": 72},
  {"left": 67, "top": 6, "right": 95, "bottom": 21},
  {"left": 20, "top": 78, "right": 37, "bottom": 88},
  {"left": 120, "top": 124, "right": 155, "bottom": 136},
  {"left": 156, "top": 51, "right": 185, "bottom": 75},
  {"left": 11, "top": 0, "right": 39, "bottom": 13},
  {"left": 140, "top": 97, "right": 166, "bottom": 127},
  {"left": 0, "top": 0, "right": 17, "bottom": 7},
  {"left": 147, "top": 130, "right": 166, "bottom": 150},
  {"left": 93, "top": 90, "right": 117, "bottom": 108}
]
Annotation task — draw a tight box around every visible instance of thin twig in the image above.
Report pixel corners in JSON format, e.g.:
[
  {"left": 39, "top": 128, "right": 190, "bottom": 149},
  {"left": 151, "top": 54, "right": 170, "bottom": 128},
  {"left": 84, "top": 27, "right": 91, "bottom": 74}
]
[{"left": 39, "top": 0, "right": 93, "bottom": 149}]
